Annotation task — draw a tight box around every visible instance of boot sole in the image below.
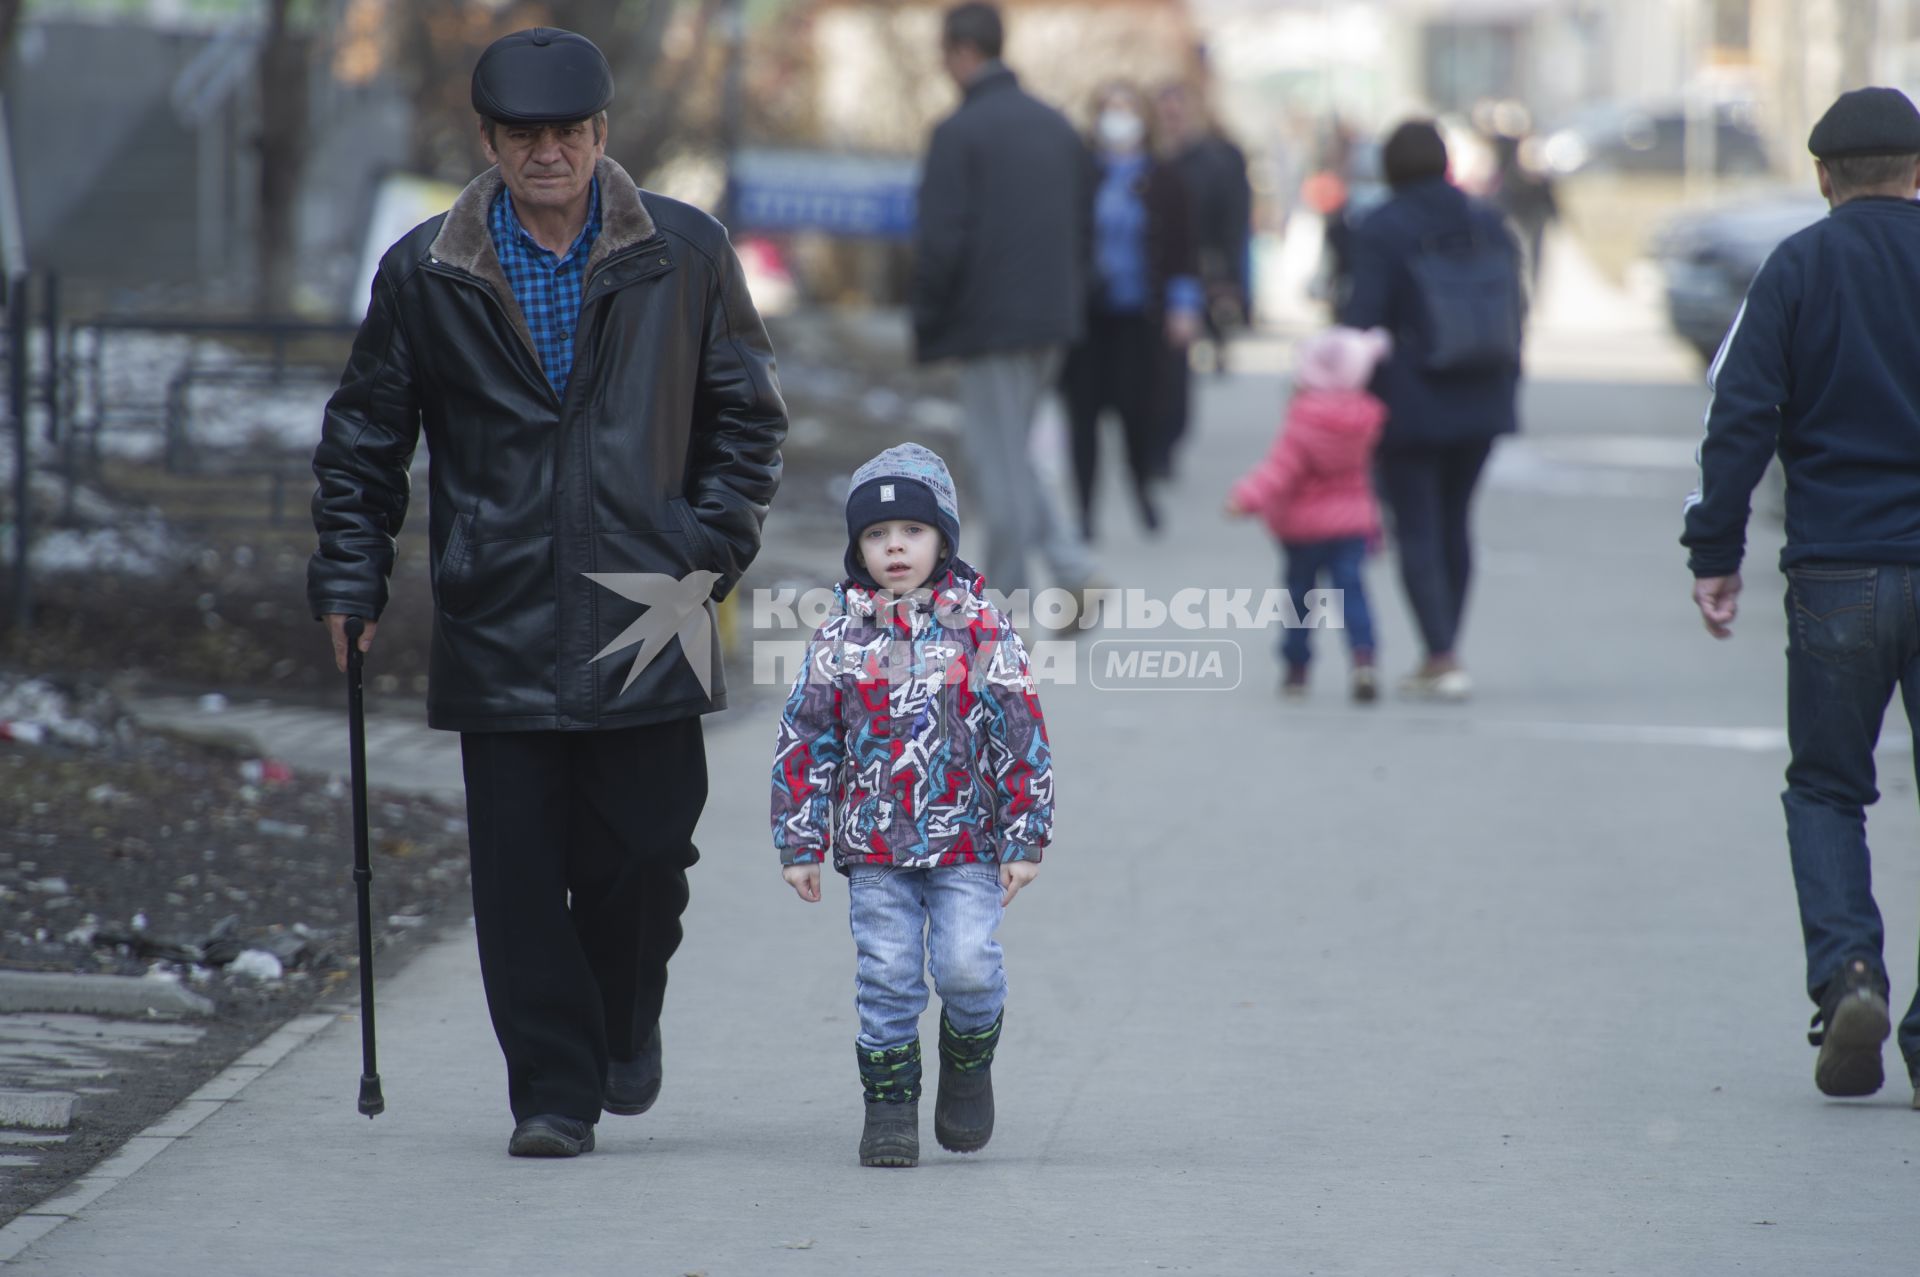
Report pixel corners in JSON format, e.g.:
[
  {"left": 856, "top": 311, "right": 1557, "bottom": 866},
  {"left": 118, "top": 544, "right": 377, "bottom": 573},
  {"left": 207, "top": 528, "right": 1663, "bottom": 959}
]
[
  {"left": 508, "top": 1127, "right": 595, "bottom": 1157},
  {"left": 1815, "top": 993, "right": 1890, "bottom": 1098},
  {"left": 934, "top": 1126, "right": 992, "bottom": 1154},
  {"left": 859, "top": 1148, "right": 919, "bottom": 1168}
]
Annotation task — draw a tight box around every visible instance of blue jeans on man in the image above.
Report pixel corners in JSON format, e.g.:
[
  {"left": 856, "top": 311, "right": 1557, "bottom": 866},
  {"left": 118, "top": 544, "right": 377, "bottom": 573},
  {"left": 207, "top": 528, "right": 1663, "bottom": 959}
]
[
  {"left": 1783, "top": 562, "right": 1920, "bottom": 1080},
  {"left": 848, "top": 863, "right": 1007, "bottom": 1050}
]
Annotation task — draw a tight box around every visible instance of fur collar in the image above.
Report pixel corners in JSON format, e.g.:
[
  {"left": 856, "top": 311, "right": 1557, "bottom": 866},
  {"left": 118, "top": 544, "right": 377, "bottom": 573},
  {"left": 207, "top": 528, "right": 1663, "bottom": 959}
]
[{"left": 426, "top": 156, "right": 659, "bottom": 362}]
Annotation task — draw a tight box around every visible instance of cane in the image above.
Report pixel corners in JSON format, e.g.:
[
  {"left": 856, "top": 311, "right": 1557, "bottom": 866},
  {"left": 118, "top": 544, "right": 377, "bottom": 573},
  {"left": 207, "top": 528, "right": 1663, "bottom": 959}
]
[{"left": 344, "top": 616, "right": 386, "bottom": 1118}]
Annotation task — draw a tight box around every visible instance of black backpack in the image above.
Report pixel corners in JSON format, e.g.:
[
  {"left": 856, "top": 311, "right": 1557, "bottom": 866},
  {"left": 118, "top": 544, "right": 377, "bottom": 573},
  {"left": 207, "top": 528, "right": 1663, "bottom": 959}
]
[{"left": 1406, "top": 223, "right": 1524, "bottom": 374}]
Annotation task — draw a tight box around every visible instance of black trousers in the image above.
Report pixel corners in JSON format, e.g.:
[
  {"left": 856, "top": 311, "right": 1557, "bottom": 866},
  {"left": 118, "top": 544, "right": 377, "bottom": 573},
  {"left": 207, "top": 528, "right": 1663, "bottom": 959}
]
[
  {"left": 1063, "top": 311, "right": 1163, "bottom": 538},
  {"left": 1374, "top": 441, "right": 1493, "bottom": 659},
  {"left": 460, "top": 718, "right": 707, "bottom": 1124},
  {"left": 1157, "top": 340, "right": 1192, "bottom": 475}
]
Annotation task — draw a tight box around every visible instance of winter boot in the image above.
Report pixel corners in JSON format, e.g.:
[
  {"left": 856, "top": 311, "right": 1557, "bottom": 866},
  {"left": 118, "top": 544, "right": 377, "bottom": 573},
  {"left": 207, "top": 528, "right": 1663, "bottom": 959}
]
[
  {"left": 856, "top": 1040, "right": 921, "bottom": 1168},
  {"left": 935, "top": 1010, "right": 1001, "bottom": 1154}
]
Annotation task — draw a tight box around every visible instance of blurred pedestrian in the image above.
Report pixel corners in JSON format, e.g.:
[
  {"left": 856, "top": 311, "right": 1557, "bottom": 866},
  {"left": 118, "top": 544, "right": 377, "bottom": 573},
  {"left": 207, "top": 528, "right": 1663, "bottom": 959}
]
[
  {"left": 1226, "top": 326, "right": 1390, "bottom": 701},
  {"left": 1489, "top": 128, "right": 1559, "bottom": 295},
  {"left": 1338, "top": 119, "right": 1523, "bottom": 701},
  {"left": 1061, "top": 81, "right": 1201, "bottom": 540},
  {"left": 1157, "top": 80, "right": 1253, "bottom": 418},
  {"left": 1683, "top": 86, "right": 1920, "bottom": 1105},
  {"left": 772, "top": 443, "right": 1051, "bottom": 1168},
  {"left": 912, "top": 1, "right": 1098, "bottom": 601},
  {"left": 308, "top": 27, "right": 786, "bottom": 1158}
]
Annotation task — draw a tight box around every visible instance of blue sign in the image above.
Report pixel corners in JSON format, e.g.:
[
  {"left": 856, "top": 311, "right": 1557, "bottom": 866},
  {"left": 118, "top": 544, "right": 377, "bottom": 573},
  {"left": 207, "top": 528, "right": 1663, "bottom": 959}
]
[{"left": 732, "top": 148, "right": 918, "bottom": 240}]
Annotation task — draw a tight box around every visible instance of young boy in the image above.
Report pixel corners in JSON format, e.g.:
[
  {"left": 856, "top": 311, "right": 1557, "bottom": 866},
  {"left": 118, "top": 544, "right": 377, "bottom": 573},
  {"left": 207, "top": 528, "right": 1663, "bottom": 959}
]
[{"left": 771, "top": 442, "right": 1052, "bottom": 1167}]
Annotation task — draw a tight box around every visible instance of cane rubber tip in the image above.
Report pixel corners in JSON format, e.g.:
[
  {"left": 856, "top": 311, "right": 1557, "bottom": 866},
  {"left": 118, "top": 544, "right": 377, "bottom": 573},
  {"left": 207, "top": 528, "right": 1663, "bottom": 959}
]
[{"left": 359, "top": 1076, "right": 385, "bottom": 1118}]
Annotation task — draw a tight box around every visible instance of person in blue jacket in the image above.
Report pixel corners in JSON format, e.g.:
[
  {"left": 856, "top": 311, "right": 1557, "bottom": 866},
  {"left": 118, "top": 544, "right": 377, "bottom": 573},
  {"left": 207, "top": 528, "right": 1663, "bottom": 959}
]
[{"left": 1683, "top": 86, "right": 1920, "bottom": 1106}]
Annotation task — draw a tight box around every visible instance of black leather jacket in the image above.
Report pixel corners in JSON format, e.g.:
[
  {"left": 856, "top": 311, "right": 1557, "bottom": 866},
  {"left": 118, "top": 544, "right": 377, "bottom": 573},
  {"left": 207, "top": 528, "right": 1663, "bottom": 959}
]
[{"left": 308, "top": 158, "right": 787, "bottom": 732}]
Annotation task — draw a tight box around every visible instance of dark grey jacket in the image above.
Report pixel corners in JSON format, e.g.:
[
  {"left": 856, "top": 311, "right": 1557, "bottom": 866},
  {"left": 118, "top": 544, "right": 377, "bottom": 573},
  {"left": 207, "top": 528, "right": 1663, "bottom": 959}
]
[
  {"left": 307, "top": 157, "right": 787, "bottom": 732},
  {"left": 911, "top": 65, "right": 1088, "bottom": 363}
]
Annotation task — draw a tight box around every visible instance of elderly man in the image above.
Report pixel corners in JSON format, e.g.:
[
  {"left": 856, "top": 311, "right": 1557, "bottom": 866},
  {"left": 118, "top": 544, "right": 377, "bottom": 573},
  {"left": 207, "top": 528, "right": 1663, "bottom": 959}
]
[
  {"left": 912, "top": 1, "right": 1097, "bottom": 605},
  {"left": 308, "top": 27, "right": 786, "bottom": 1156},
  {"left": 1684, "top": 86, "right": 1920, "bottom": 1105}
]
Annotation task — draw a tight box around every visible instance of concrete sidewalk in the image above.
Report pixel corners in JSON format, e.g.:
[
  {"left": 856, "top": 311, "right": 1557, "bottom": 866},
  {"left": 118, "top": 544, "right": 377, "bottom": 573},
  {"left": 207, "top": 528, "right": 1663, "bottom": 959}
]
[{"left": 8, "top": 336, "right": 1915, "bottom": 1273}]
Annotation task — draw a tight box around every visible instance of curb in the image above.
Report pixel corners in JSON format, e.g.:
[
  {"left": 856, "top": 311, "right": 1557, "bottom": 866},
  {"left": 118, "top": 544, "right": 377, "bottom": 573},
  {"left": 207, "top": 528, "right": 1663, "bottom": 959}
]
[
  {"left": 0, "top": 971, "right": 217, "bottom": 1017},
  {"left": 0, "top": 1010, "right": 338, "bottom": 1263}
]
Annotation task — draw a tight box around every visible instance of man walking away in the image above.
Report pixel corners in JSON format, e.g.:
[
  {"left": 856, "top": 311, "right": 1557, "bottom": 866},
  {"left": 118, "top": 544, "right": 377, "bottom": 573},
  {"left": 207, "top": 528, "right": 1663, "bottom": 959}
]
[
  {"left": 912, "top": 1, "right": 1098, "bottom": 603},
  {"left": 1684, "top": 86, "right": 1920, "bottom": 1105}
]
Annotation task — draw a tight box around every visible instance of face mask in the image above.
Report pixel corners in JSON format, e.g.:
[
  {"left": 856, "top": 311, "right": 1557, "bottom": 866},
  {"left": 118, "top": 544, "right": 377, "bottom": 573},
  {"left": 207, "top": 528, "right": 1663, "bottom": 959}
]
[{"left": 1098, "top": 110, "right": 1146, "bottom": 152}]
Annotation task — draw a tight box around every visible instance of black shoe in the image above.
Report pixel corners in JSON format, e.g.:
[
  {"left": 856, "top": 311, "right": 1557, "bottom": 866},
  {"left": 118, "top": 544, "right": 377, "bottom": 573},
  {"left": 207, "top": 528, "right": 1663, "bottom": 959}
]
[
  {"left": 934, "top": 1011, "right": 1000, "bottom": 1154},
  {"left": 604, "top": 1022, "right": 662, "bottom": 1116},
  {"left": 1810, "top": 958, "right": 1890, "bottom": 1098},
  {"left": 508, "top": 1114, "right": 595, "bottom": 1158},
  {"left": 859, "top": 1100, "right": 919, "bottom": 1167}
]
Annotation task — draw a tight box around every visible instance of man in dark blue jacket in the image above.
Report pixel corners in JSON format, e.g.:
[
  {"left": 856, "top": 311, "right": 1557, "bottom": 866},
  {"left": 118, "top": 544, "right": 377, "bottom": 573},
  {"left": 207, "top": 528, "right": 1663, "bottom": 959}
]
[{"left": 1683, "top": 86, "right": 1920, "bottom": 1105}]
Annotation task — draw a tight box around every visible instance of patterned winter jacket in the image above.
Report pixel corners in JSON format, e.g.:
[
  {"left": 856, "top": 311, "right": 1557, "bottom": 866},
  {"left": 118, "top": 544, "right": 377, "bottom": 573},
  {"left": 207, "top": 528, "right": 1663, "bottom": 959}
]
[{"left": 771, "top": 566, "right": 1053, "bottom": 871}]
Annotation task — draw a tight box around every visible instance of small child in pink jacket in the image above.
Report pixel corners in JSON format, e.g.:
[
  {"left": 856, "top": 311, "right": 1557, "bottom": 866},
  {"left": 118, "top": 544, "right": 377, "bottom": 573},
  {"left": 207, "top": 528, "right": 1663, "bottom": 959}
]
[{"left": 1227, "top": 327, "right": 1391, "bottom": 701}]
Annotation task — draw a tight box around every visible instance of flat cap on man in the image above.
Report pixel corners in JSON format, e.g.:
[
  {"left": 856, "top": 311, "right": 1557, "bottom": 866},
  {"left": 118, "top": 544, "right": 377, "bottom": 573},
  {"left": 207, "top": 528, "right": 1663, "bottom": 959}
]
[
  {"left": 1808, "top": 86, "right": 1920, "bottom": 159},
  {"left": 471, "top": 27, "right": 614, "bottom": 125}
]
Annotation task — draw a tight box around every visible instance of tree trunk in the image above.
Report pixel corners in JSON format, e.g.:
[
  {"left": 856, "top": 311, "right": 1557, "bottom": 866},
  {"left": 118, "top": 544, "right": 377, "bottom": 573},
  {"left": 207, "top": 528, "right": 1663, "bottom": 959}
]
[{"left": 256, "top": 0, "right": 310, "bottom": 314}]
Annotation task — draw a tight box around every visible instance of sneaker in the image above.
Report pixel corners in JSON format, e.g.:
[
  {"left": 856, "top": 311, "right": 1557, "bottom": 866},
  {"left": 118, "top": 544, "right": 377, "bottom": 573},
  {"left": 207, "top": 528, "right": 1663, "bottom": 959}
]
[
  {"left": 508, "top": 1114, "right": 595, "bottom": 1158},
  {"left": 1809, "top": 958, "right": 1890, "bottom": 1098},
  {"left": 1351, "top": 666, "right": 1378, "bottom": 704},
  {"left": 1401, "top": 667, "right": 1472, "bottom": 702},
  {"left": 1280, "top": 665, "right": 1309, "bottom": 700}
]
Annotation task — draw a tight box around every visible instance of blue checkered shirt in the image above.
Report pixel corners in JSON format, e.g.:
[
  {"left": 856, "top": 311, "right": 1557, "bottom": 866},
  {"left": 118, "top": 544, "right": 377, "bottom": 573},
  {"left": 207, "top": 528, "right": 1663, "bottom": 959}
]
[{"left": 488, "top": 178, "right": 602, "bottom": 398}]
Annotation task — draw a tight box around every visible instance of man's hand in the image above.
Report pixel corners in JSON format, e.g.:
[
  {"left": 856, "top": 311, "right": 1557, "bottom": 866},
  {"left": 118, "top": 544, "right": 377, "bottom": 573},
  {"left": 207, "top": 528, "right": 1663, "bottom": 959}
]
[
  {"left": 782, "top": 864, "right": 822, "bottom": 903},
  {"left": 1692, "top": 574, "right": 1742, "bottom": 639},
  {"left": 1000, "top": 860, "right": 1038, "bottom": 907},
  {"left": 324, "top": 614, "right": 379, "bottom": 673}
]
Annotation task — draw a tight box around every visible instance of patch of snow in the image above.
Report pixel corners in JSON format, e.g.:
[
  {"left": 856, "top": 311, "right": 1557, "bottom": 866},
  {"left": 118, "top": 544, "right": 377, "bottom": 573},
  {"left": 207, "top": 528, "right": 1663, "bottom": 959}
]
[{"left": 228, "top": 949, "right": 284, "bottom": 981}]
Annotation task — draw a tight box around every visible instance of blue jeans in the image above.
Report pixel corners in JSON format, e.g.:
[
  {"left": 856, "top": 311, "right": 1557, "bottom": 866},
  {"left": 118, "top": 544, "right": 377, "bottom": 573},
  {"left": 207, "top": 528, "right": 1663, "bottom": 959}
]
[
  {"left": 1783, "top": 563, "right": 1920, "bottom": 1074},
  {"left": 1281, "top": 536, "right": 1375, "bottom": 668},
  {"left": 848, "top": 863, "right": 1007, "bottom": 1050}
]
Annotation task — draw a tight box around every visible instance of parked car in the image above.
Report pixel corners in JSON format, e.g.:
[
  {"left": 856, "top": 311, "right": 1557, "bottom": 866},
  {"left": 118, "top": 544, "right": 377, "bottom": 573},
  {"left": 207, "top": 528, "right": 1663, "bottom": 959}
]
[
  {"left": 1648, "top": 192, "right": 1827, "bottom": 363},
  {"left": 1542, "top": 101, "right": 1771, "bottom": 178}
]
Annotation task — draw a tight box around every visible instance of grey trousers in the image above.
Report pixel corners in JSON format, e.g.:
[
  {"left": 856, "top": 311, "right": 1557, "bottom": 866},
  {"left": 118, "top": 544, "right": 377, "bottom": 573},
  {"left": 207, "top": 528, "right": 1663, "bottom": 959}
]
[{"left": 955, "top": 345, "right": 1096, "bottom": 599}]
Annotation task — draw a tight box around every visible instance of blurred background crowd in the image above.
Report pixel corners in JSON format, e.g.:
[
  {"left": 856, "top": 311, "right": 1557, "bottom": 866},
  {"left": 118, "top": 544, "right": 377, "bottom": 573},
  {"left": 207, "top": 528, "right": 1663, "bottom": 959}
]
[
  {"left": 0, "top": 0, "right": 1901, "bottom": 348},
  {"left": 0, "top": 0, "right": 1905, "bottom": 661}
]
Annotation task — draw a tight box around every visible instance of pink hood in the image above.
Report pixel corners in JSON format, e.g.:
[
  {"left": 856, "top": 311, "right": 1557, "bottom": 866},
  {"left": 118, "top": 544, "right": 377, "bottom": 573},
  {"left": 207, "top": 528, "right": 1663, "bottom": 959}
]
[{"left": 1230, "top": 388, "right": 1387, "bottom": 544}]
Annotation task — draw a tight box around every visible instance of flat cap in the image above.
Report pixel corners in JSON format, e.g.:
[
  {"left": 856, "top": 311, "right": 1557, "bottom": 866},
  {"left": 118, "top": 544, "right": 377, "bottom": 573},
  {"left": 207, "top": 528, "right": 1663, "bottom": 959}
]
[
  {"left": 1808, "top": 86, "right": 1920, "bottom": 159},
  {"left": 471, "top": 27, "right": 613, "bottom": 126}
]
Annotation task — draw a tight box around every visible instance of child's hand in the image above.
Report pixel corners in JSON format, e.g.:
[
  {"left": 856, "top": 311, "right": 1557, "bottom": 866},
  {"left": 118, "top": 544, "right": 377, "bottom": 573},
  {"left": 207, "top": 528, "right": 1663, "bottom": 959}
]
[
  {"left": 782, "top": 864, "right": 822, "bottom": 903},
  {"left": 1224, "top": 494, "right": 1248, "bottom": 518},
  {"left": 1000, "top": 861, "right": 1039, "bottom": 906}
]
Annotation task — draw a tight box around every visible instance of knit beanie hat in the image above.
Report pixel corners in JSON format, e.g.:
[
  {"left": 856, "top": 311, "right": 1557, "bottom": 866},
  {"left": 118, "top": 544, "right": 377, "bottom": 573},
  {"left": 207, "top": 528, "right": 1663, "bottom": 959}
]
[
  {"left": 1295, "top": 326, "right": 1393, "bottom": 393},
  {"left": 843, "top": 443, "right": 962, "bottom": 588}
]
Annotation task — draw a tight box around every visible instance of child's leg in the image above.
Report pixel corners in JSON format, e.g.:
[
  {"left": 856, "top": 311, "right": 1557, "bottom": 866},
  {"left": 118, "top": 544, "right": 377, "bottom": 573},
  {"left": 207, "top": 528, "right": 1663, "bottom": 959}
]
[
  {"left": 1280, "top": 541, "right": 1327, "bottom": 674},
  {"left": 848, "top": 866, "right": 931, "bottom": 1092},
  {"left": 1326, "top": 536, "right": 1376, "bottom": 662},
  {"left": 925, "top": 862, "right": 1007, "bottom": 1154},
  {"left": 924, "top": 863, "right": 1007, "bottom": 1030}
]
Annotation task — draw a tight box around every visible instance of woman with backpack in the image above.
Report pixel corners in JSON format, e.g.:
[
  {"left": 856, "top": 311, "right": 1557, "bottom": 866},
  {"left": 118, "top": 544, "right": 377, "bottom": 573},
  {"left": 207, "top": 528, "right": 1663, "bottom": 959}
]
[{"left": 1339, "top": 119, "right": 1523, "bottom": 701}]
